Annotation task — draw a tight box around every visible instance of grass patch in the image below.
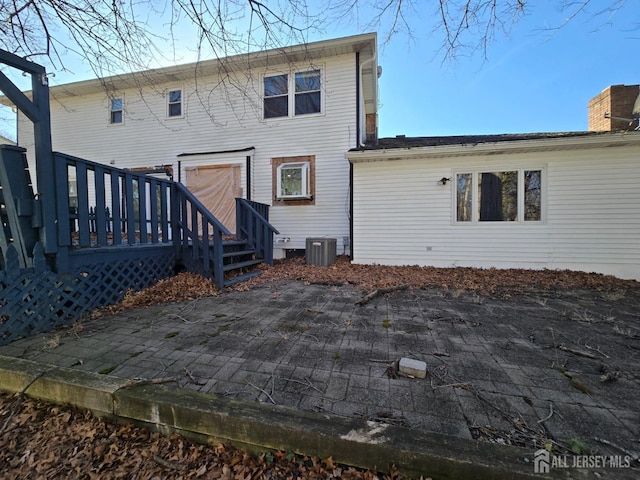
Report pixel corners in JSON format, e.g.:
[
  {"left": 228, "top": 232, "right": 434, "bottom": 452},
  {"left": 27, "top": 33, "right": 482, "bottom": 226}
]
[{"left": 208, "top": 324, "right": 231, "bottom": 338}]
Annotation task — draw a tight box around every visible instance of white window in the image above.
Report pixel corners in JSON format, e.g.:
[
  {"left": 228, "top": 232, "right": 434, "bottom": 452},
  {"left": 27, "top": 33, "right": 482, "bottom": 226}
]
[
  {"left": 264, "top": 70, "right": 321, "bottom": 119},
  {"left": 167, "top": 88, "right": 182, "bottom": 117},
  {"left": 455, "top": 169, "right": 543, "bottom": 223},
  {"left": 276, "top": 162, "right": 311, "bottom": 199},
  {"left": 110, "top": 97, "right": 123, "bottom": 124},
  {"left": 294, "top": 70, "right": 321, "bottom": 115},
  {"left": 264, "top": 74, "right": 289, "bottom": 118}
]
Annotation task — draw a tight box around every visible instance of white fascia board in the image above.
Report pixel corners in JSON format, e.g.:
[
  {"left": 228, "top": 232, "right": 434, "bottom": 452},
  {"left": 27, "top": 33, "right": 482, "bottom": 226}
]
[
  {"left": 40, "top": 33, "right": 377, "bottom": 99},
  {"left": 346, "top": 132, "right": 640, "bottom": 163}
]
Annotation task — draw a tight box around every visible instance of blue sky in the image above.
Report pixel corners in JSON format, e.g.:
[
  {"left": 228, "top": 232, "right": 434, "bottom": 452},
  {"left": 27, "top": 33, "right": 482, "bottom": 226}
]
[
  {"left": 1, "top": 1, "right": 638, "bottom": 140},
  {"left": 364, "top": 1, "right": 639, "bottom": 136}
]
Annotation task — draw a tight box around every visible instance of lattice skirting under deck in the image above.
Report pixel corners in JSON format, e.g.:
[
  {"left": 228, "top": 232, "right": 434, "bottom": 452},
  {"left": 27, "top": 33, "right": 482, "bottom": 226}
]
[{"left": 0, "top": 243, "right": 174, "bottom": 345}]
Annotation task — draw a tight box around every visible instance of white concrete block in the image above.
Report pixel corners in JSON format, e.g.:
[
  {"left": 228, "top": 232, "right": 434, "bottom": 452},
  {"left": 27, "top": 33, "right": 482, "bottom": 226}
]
[{"left": 399, "top": 358, "right": 427, "bottom": 379}]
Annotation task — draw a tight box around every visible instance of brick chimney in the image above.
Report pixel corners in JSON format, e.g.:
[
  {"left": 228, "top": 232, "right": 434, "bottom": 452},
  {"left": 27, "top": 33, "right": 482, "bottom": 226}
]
[{"left": 588, "top": 84, "right": 640, "bottom": 131}]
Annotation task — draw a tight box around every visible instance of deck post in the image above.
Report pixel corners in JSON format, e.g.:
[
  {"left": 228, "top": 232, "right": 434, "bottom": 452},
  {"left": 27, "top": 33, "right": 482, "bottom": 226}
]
[{"left": 0, "top": 50, "right": 57, "bottom": 256}]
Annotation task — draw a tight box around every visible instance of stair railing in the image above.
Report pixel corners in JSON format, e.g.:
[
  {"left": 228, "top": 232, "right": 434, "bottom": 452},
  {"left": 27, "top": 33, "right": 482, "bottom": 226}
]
[
  {"left": 235, "top": 198, "right": 279, "bottom": 265},
  {"left": 174, "top": 183, "right": 231, "bottom": 288}
]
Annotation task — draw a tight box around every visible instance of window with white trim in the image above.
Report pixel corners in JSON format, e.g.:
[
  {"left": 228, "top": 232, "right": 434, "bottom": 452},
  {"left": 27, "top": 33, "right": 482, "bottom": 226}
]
[
  {"left": 277, "top": 162, "right": 310, "bottom": 199},
  {"left": 294, "top": 70, "right": 321, "bottom": 115},
  {"left": 109, "top": 97, "right": 123, "bottom": 124},
  {"left": 264, "top": 70, "right": 321, "bottom": 119},
  {"left": 272, "top": 155, "right": 315, "bottom": 205},
  {"left": 167, "top": 88, "right": 182, "bottom": 117},
  {"left": 455, "top": 169, "right": 543, "bottom": 223}
]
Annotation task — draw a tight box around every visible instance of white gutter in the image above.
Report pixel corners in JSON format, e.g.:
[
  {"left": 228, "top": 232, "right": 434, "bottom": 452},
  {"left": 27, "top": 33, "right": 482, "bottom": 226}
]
[{"left": 346, "top": 131, "right": 640, "bottom": 163}]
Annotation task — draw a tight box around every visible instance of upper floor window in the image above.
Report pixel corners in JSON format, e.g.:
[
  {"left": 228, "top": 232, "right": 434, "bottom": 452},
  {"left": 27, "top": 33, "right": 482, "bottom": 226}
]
[
  {"left": 168, "top": 89, "right": 182, "bottom": 117},
  {"left": 456, "top": 169, "right": 543, "bottom": 223},
  {"left": 110, "top": 97, "right": 123, "bottom": 124},
  {"left": 295, "top": 70, "right": 321, "bottom": 115},
  {"left": 264, "top": 74, "right": 289, "bottom": 118},
  {"left": 264, "top": 70, "right": 321, "bottom": 119}
]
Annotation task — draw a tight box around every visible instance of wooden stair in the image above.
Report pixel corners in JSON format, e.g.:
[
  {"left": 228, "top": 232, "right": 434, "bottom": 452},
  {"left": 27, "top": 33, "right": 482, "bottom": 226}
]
[{"left": 221, "top": 239, "right": 264, "bottom": 287}]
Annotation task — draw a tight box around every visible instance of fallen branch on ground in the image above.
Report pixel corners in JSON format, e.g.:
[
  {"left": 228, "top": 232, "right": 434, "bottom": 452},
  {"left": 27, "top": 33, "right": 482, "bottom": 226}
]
[
  {"left": 247, "top": 381, "right": 276, "bottom": 404},
  {"left": 153, "top": 454, "right": 188, "bottom": 471},
  {"left": 557, "top": 344, "right": 598, "bottom": 359},
  {"left": 117, "top": 377, "right": 179, "bottom": 390},
  {"left": 356, "top": 284, "right": 410, "bottom": 306},
  {"left": 537, "top": 403, "right": 555, "bottom": 423},
  {"left": 584, "top": 343, "right": 610, "bottom": 359},
  {"left": 594, "top": 437, "right": 639, "bottom": 459}
]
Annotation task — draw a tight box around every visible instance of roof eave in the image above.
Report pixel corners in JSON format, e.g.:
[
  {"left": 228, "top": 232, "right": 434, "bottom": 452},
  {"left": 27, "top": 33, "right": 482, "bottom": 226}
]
[
  {"left": 36, "top": 33, "right": 377, "bottom": 98},
  {"left": 346, "top": 131, "right": 640, "bottom": 163}
]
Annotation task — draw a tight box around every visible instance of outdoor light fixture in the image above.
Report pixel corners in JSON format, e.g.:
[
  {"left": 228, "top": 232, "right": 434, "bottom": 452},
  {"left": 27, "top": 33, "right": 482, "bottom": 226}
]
[{"left": 440, "top": 177, "right": 451, "bottom": 185}]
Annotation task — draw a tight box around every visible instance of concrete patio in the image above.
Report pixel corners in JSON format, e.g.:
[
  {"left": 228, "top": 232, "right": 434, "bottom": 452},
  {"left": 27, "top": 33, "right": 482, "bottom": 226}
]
[{"left": 1, "top": 279, "right": 639, "bottom": 478}]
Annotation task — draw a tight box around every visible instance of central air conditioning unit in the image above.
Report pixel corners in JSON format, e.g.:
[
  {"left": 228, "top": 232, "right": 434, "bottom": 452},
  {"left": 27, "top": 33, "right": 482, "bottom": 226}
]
[{"left": 305, "top": 237, "right": 337, "bottom": 266}]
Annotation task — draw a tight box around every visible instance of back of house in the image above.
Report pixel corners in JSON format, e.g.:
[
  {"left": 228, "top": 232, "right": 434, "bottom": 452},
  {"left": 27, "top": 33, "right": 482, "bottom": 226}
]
[{"left": 11, "top": 33, "right": 379, "bottom": 259}]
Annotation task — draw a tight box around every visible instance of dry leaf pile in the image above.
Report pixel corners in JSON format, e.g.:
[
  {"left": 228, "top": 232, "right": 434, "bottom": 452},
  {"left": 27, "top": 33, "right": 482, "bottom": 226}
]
[
  {"left": 236, "top": 256, "right": 639, "bottom": 295},
  {"left": 100, "top": 257, "right": 639, "bottom": 314},
  {"left": 97, "top": 273, "right": 219, "bottom": 316},
  {"left": 0, "top": 391, "right": 408, "bottom": 479}
]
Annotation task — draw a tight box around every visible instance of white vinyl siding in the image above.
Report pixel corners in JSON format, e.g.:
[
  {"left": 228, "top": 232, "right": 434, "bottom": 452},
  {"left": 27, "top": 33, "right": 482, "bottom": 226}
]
[
  {"left": 352, "top": 143, "right": 640, "bottom": 280},
  {"left": 18, "top": 53, "right": 357, "bottom": 256}
]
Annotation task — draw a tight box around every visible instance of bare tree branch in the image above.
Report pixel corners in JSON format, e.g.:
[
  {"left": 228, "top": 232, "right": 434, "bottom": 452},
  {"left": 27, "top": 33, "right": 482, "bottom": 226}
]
[{"left": 0, "top": 0, "right": 635, "bottom": 77}]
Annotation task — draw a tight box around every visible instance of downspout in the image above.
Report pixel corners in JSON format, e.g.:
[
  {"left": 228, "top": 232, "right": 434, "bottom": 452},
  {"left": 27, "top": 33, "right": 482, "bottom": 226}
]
[
  {"left": 246, "top": 155, "right": 252, "bottom": 201},
  {"left": 350, "top": 51, "right": 376, "bottom": 261},
  {"left": 355, "top": 51, "right": 361, "bottom": 146},
  {"left": 351, "top": 52, "right": 361, "bottom": 260}
]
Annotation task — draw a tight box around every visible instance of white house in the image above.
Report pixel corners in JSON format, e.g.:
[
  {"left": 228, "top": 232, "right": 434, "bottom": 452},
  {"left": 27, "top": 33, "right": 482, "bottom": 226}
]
[
  {"left": 11, "top": 33, "right": 379, "bottom": 258},
  {"left": 346, "top": 131, "right": 640, "bottom": 280},
  {"left": 0, "top": 134, "right": 15, "bottom": 145}
]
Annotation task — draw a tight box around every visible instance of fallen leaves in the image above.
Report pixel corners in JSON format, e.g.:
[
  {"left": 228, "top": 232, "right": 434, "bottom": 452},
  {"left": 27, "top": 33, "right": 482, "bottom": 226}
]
[
  {"left": 234, "top": 256, "right": 639, "bottom": 296},
  {"left": 95, "top": 272, "right": 219, "bottom": 316},
  {"left": 0, "top": 391, "right": 410, "bottom": 479},
  {"left": 93, "top": 256, "right": 640, "bottom": 316}
]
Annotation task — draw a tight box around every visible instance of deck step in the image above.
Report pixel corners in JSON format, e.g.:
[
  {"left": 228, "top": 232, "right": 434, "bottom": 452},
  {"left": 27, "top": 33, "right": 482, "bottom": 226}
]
[
  {"left": 223, "top": 269, "right": 262, "bottom": 287},
  {"left": 223, "top": 239, "right": 250, "bottom": 247},
  {"left": 222, "top": 258, "right": 263, "bottom": 272},
  {"left": 222, "top": 249, "right": 256, "bottom": 258}
]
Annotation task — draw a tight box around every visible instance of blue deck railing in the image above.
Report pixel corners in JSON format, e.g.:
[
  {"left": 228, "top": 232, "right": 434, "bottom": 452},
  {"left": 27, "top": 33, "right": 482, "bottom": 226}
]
[
  {"left": 54, "top": 152, "right": 174, "bottom": 248},
  {"left": 236, "top": 198, "right": 279, "bottom": 265},
  {"left": 174, "top": 182, "right": 232, "bottom": 286},
  {"left": 52, "top": 153, "right": 277, "bottom": 288}
]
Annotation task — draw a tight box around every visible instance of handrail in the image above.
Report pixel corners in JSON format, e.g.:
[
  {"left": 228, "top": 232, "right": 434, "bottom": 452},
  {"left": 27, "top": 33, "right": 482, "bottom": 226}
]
[
  {"left": 51, "top": 152, "right": 235, "bottom": 287},
  {"left": 54, "top": 151, "right": 174, "bottom": 249},
  {"left": 174, "top": 183, "right": 231, "bottom": 236},
  {"left": 236, "top": 198, "right": 279, "bottom": 265},
  {"left": 174, "top": 183, "right": 231, "bottom": 287},
  {"left": 9, "top": 149, "right": 253, "bottom": 288}
]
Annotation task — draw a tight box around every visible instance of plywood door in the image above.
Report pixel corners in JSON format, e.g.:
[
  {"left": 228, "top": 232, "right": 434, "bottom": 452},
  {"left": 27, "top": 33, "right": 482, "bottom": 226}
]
[{"left": 185, "top": 164, "right": 242, "bottom": 232}]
